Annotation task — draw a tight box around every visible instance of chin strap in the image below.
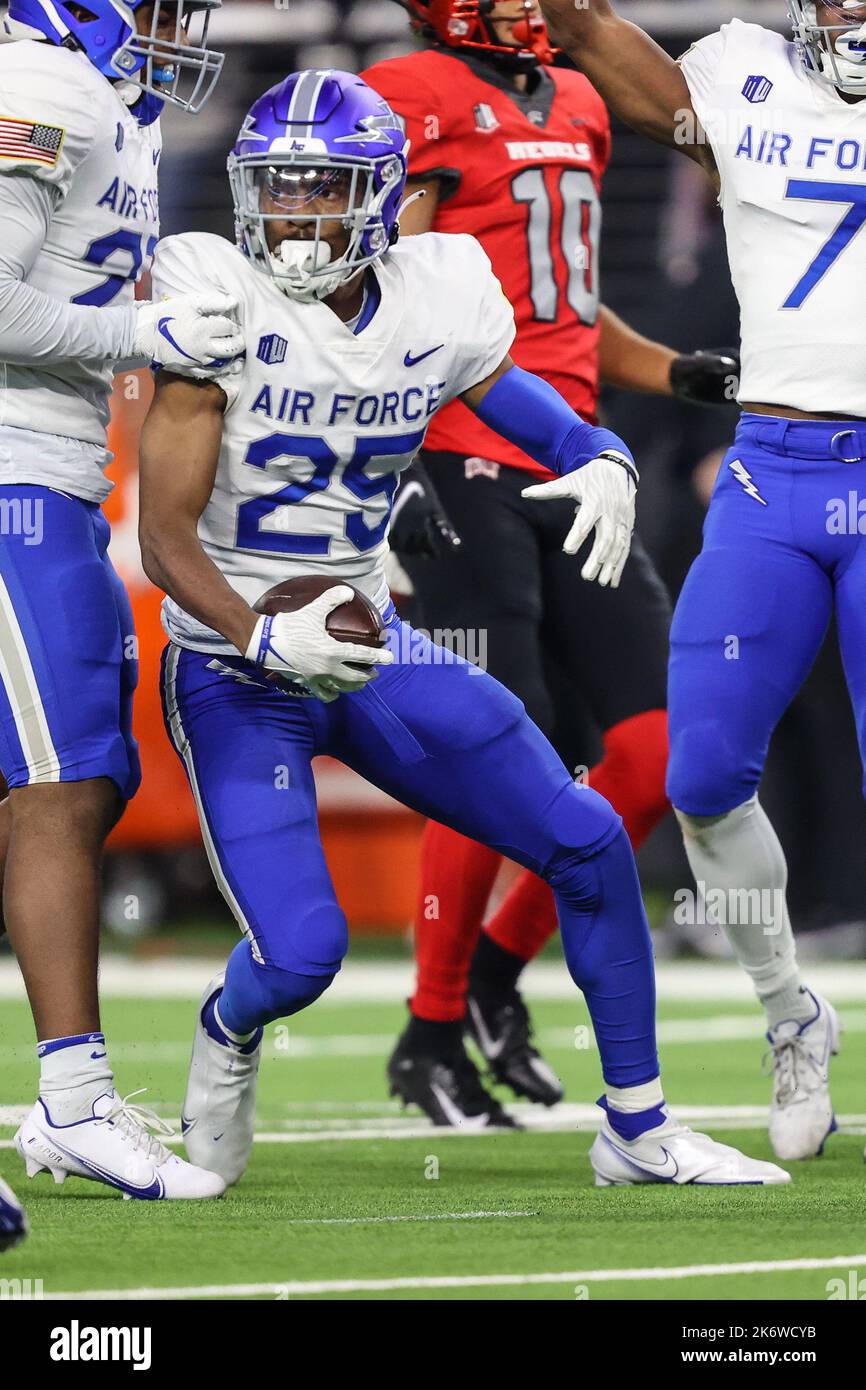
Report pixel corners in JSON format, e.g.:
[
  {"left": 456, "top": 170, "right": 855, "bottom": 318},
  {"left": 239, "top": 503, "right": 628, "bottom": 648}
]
[{"left": 397, "top": 187, "right": 427, "bottom": 218}]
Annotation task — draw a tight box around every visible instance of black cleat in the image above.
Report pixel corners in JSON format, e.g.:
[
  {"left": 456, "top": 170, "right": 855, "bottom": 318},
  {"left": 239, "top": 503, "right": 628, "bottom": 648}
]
[
  {"left": 466, "top": 987, "right": 564, "bottom": 1107},
  {"left": 387, "top": 1027, "right": 520, "bottom": 1129}
]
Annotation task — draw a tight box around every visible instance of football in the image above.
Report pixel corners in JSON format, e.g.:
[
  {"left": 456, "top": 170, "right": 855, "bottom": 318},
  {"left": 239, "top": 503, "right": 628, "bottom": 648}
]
[{"left": 253, "top": 575, "right": 386, "bottom": 650}]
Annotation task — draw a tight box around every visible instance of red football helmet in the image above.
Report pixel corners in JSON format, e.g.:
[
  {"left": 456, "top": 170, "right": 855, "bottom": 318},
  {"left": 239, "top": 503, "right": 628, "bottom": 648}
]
[{"left": 400, "top": 1, "right": 556, "bottom": 66}]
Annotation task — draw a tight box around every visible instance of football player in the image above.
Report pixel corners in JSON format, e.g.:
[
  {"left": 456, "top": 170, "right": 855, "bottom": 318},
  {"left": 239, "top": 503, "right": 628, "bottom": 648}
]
[
  {"left": 2, "top": 1, "right": 243, "bottom": 1201},
  {"left": 539, "top": 0, "right": 866, "bottom": 1160},
  {"left": 138, "top": 69, "right": 787, "bottom": 1189},
  {"left": 363, "top": 2, "right": 739, "bottom": 1128}
]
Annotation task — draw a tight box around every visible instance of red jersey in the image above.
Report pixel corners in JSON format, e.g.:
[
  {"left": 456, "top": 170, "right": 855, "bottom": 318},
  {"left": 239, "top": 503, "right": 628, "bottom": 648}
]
[{"left": 362, "top": 47, "right": 610, "bottom": 479}]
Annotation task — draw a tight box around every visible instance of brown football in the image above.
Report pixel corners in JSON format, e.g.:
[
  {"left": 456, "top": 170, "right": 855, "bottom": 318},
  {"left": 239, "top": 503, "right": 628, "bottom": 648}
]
[{"left": 253, "top": 576, "right": 386, "bottom": 650}]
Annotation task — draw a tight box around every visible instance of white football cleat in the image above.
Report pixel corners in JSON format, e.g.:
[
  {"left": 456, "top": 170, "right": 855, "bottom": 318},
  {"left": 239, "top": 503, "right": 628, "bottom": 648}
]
[
  {"left": 590, "top": 1110, "right": 790, "bottom": 1186},
  {"left": 0, "top": 1173, "right": 28, "bottom": 1250},
  {"left": 181, "top": 974, "right": 263, "bottom": 1186},
  {"left": 15, "top": 1090, "right": 225, "bottom": 1201},
  {"left": 766, "top": 990, "right": 840, "bottom": 1161}
]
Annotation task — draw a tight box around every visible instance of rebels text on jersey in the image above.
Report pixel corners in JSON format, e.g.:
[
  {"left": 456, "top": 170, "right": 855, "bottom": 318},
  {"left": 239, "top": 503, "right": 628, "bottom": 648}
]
[
  {"left": 681, "top": 20, "right": 866, "bottom": 418},
  {"left": 0, "top": 41, "right": 160, "bottom": 491},
  {"left": 151, "top": 230, "right": 515, "bottom": 654},
  {"left": 362, "top": 49, "right": 610, "bottom": 478}
]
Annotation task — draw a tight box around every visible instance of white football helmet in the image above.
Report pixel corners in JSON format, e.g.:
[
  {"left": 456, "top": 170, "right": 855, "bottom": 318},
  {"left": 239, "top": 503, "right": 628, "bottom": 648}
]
[{"left": 790, "top": 1, "right": 866, "bottom": 94}]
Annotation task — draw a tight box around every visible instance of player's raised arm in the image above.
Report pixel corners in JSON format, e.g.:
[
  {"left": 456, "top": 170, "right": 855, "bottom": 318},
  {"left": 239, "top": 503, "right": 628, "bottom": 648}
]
[
  {"left": 462, "top": 357, "right": 638, "bottom": 589},
  {"left": 539, "top": 0, "right": 710, "bottom": 167}
]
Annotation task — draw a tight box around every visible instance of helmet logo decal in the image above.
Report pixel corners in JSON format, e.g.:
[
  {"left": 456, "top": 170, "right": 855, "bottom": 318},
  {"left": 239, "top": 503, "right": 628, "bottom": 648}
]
[{"left": 237, "top": 114, "right": 269, "bottom": 143}]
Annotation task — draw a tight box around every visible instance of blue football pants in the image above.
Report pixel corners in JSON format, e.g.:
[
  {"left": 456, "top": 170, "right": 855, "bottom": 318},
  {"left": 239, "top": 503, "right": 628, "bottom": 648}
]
[{"left": 161, "top": 617, "right": 659, "bottom": 1088}]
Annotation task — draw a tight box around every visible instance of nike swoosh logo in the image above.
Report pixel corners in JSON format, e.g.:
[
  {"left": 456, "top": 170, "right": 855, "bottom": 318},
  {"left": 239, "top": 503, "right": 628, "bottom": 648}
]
[
  {"left": 181, "top": 1114, "right": 196, "bottom": 1135},
  {"left": 157, "top": 315, "right": 198, "bottom": 363},
  {"left": 467, "top": 999, "right": 506, "bottom": 1061},
  {"left": 404, "top": 344, "right": 444, "bottom": 367},
  {"left": 430, "top": 1084, "right": 492, "bottom": 1130},
  {"left": 35, "top": 1129, "right": 165, "bottom": 1199},
  {"left": 605, "top": 1134, "right": 680, "bottom": 1180},
  {"left": 90, "top": 1051, "right": 107, "bottom": 1060}
]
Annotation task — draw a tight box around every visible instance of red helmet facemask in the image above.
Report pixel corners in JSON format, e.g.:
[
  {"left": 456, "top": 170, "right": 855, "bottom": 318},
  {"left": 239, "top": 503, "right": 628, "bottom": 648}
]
[{"left": 402, "top": 1, "right": 556, "bottom": 67}]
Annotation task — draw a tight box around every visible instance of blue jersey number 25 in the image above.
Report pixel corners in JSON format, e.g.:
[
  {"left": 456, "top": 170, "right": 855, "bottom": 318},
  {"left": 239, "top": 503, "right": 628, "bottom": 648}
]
[
  {"left": 235, "top": 429, "right": 427, "bottom": 558},
  {"left": 783, "top": 180, "right": 866, "bottom": 309}
]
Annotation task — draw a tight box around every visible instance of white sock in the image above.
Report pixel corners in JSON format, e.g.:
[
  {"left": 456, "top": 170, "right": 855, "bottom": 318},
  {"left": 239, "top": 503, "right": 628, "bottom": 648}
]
[
  {"left": 762, "top": 980, "right": 817, "bottom": 1031},
  {"left": 606, "top": 1078, "right": 665, "bottom": 1113},
  {"left": 675, "top": 796, "right": 811, "bottom": 1022},
  {"left": 38, "top": 1031, "right": 115, "bottom": 1124}
]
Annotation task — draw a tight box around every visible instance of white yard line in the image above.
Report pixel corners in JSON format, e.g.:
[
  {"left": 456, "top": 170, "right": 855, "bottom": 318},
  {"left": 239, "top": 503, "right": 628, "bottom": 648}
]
[
  {"left": 283, "top": 1210, "right": 537, "bottom": 1226},
  {"left": 43, "top": 1253, "right": 866, "bottom": 1301},
  {"left": 2, "top": 1105, "right": 865, "bottom": 1146},
  {"left": 239, "top": 1109, "right": 866, "bottom": 1144},
  {"left": 2, "top": 958, "right": 866, "bottom": 1003},
  {"left": 2, "top": 1009, "right": 866, "bottom": 1066}
]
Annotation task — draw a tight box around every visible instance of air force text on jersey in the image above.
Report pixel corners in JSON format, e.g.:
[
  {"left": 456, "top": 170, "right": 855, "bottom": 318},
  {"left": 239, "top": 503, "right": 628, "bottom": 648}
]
[
  {"left": 736, "top": 125, "right": 866, "bottom": 172},
  {"left": 248, "top": 380, "right": 447, "bottom": 429},
  {"left": 689, "top": 118, "right": 866, "bottom": 172}
]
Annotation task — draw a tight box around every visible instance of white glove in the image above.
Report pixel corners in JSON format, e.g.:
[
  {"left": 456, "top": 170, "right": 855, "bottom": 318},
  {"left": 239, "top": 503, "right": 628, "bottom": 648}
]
[
  {"left": 134, "top": 292, "right": 245, "bottom": 375},
  {"left": 522, "top": 451, "right": 638, "bottom": 588},
  {"left": 245, "top": 586, "right": 394, "bottom": 696}
]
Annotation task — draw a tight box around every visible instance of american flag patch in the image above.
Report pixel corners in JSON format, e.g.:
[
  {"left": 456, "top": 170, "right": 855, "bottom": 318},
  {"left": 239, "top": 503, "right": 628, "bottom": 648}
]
[{"left": 0, "top": 117, "right": 64, "bottom": 167}]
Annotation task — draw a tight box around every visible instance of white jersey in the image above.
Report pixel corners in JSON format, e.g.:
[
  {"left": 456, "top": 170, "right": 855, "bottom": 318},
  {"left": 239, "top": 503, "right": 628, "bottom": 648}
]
[
  {"left": 151, "top": 230, "right": 516, "bottom": 654},
  {"left": 681, "top": 20, "right": 866, "bottom": 417},
  {"left": 0, "top": 40, "right": 160, "bottom": 498}
]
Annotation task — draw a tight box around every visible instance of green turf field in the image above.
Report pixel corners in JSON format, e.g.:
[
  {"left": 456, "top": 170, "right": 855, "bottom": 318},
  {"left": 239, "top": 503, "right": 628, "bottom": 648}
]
[{"left": 1, "top": 959, "right": 865, "bottom": 1301}]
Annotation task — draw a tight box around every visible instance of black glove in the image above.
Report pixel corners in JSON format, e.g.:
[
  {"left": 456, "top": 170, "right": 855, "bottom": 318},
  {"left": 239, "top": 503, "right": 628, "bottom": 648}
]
[
  {"left": 389, "top": 460, "right": 461, "bottom": 558},
  {"left": 670, "top": 348, "right": 740, "bottom": 406}
]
